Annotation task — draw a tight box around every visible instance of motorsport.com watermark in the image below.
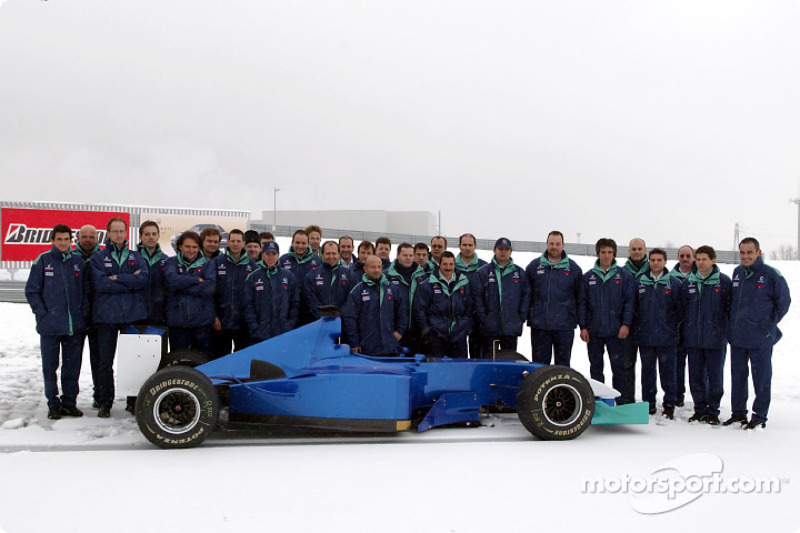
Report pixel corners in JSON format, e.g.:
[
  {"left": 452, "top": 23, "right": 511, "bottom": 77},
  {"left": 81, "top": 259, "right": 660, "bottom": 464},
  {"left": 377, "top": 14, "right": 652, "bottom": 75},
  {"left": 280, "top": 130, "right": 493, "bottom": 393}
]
[{"left": 580, "top": 453, "right": 789, "bottom": 514}]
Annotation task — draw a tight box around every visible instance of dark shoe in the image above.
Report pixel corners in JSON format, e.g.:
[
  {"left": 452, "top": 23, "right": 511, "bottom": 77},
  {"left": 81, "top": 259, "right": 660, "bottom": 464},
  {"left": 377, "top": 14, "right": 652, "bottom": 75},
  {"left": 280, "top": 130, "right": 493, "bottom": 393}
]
[
  {"left": 125, "top": 404, "right": 136, "bottom": 415},
  {"left": 98, "top": 405, "right": 111, "bottom": 418},
  {"left": 706, "top": 415, "right": 721, "bottom": 426},
  {"left": 47, "top": 406, "right": 62, "bottom": 420},
  {"left": 649, "top": 406, "right": 657, "bottom": 415},
  {"left": 663, "top": 405, "right": 675, "bottom": 420},
  {"left": 688, "top": 413, "right": 708, "bottom": 423},
  {"left": 59, "top": 405, "right": 84, "bottom": 417},
  {"left": 676, "top": 399, "right": 685, "bottom": 408},
  {"left": 744, "top": 419, "right": 766, "bottom": 430},
  {"left": 722, "top": 414, "right": 748, "bottom": 426}
]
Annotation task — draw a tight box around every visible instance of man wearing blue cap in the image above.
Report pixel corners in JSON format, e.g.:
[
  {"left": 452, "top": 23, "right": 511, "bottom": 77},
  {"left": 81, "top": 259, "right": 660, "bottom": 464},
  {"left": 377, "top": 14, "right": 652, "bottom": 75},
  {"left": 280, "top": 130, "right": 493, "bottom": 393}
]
[
  {"left": 244, "top": 240, "right": 300, "bottom": 343},
  {"left": 474, "top": 238, "right": 530, "bottom": 356}
]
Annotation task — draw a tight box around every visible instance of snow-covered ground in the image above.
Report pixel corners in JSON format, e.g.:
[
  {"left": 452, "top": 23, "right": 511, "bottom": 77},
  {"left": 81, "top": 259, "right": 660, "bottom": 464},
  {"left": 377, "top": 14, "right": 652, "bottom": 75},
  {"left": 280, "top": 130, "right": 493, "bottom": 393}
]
[{"left": 1, "top": 242, "right": 799, "bottom": 532}]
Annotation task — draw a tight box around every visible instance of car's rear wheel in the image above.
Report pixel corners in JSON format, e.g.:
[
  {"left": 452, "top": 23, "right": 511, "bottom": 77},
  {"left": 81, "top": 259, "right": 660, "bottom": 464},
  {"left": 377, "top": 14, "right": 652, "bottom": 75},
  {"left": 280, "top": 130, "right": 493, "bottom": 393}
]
[
  {"left": 158, "top": 348, "right": 209, "bottom": 370},
  {"left": 516, "top": 365, "right": 595, "bottom": 440},
  {"left": 136, "top": 366, "right": 219, "bottom": 449}
]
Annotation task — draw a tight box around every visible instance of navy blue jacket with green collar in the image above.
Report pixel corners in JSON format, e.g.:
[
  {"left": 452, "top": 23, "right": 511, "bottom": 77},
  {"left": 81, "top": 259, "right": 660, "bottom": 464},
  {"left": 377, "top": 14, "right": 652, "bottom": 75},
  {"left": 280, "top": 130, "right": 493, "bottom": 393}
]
[
  {"left": 90, "top": 240, "right": 149, "bottom": 324},
  {"left": 727, "top": 256, "right": 791, "bottom": 348},
  {"left": 25, "top": 246, "right": 88, "bottom": 336}
]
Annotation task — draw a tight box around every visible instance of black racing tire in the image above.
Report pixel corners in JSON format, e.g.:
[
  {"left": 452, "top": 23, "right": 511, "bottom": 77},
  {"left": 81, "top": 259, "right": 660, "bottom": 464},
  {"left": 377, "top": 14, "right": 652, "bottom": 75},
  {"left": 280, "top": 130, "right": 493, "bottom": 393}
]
[
  {"left": 516, "top": 365, "right": 595, "bottom": 441},
  {"left": 136, "top": 366, "right": 219, "bottom": 449},
  {"left": 494, "top": 350, "right": 528, "bottom": 361},
  {"left": 158, "top": 349, "right": 210, "bottom": 370}
]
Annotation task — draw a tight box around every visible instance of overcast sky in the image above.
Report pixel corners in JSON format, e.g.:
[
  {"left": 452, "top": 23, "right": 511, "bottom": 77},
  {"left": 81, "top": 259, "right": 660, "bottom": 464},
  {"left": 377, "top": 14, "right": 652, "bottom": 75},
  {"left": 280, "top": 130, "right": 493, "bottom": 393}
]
[{"left": 2, "top": 0, "right": 799, "bottom": 255}]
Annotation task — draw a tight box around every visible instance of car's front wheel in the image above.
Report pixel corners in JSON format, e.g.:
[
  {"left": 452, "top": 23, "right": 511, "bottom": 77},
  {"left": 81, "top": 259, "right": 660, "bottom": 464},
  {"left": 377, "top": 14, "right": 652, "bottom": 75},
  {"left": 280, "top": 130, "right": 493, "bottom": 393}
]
[
  {"left": 136, "top": 366, "right": 219, "bottom": 449},
  {"left": 516, "top": 365, "right": 595, "bottom": 440}
]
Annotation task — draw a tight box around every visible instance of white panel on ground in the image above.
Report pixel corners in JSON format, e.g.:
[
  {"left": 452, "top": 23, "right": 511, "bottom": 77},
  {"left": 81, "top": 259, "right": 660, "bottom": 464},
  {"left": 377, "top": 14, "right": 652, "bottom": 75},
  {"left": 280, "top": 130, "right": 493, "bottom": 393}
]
[{"left": 116, "top": 334, "right": 162, "bottom": 398}]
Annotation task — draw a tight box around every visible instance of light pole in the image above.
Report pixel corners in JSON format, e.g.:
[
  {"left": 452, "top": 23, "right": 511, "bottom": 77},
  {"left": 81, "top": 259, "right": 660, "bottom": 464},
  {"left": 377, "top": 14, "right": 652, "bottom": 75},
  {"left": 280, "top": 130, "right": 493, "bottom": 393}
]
[
  {"left": 791, "top": 197, "right": 800, "bottom": 260},
  {"left": 273, "top": 187, "right": 280, "bottom": 232}
]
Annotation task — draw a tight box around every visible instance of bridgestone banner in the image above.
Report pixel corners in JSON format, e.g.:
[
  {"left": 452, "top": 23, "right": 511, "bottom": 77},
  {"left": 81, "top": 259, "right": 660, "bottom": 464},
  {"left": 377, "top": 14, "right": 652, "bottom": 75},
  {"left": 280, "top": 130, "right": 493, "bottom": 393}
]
[{"left": 1, "top": 208, "right": 130, "bottom": 262}]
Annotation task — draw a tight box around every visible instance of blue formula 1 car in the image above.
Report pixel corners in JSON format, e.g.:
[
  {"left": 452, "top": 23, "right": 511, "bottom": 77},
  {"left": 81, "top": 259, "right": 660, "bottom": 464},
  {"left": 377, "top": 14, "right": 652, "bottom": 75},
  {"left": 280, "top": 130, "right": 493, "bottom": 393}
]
[{"left": 135, "top": 313, "right": 649, "bottom": 449}]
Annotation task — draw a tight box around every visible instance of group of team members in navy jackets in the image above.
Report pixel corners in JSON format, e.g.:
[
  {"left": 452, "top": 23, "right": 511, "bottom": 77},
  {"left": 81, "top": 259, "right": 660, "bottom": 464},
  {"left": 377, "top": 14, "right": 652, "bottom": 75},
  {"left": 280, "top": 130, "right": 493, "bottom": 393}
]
[
  {"left": 573, "top": 236, "right": 790, "bottom": 430},
  {"left": 27, "top": 222, "right": 790, "bottom": 432}
]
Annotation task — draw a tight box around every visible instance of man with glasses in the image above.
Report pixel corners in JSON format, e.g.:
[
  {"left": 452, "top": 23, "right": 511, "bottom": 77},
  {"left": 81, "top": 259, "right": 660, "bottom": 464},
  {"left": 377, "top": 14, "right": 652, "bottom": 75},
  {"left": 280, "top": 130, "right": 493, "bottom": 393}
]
[{"left": 89, "top": 218, "right": 148, "bottom": 418}]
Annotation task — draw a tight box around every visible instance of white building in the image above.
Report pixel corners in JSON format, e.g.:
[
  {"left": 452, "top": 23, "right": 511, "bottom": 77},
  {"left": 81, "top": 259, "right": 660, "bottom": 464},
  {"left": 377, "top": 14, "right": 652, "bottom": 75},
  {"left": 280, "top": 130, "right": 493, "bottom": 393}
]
[{"left": 260, "top": 210, "right": 437, "bottom": 236}]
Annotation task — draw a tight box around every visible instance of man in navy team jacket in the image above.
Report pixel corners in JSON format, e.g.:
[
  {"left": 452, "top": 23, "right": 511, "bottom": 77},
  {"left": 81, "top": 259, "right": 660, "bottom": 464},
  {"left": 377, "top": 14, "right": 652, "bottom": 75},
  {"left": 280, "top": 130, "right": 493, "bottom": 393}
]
[
  {"left": 304, "top": 240, "right": 356, "bottom": 321},
  {"left": 90, "top": 217, "right": 148, "bottom": 418},
  {"left": 343, "top": 255, "right": 407, "bottom": 356},
  {"left": 578, "top": 238, "right": 636, "bottom": 405},
  {"left": 634, "top": 249, "right": 684, "bottom": 419},
  {"left": 526, "top": 230, "right": 582, "bottom": 366},
  {"left": 211, "top": 229, "right": 256, "bottom": 357},
  {"left": 414, "top": 251, "right": 473, "bottom": 358},
  {"left": 244, "top": 241, "right": 300, "bottom": 343},
  {"left": 26, "top": 224, "right": 88, "bottom": 420},
  {"left": 724, "top": 237, "right": 791, "bottom": 429},
  {"left": 679, "top": 245, "right": 731, "bottom": 425},
  {"left": 474, "top": 238, "right": 530, "bottom": 356}
]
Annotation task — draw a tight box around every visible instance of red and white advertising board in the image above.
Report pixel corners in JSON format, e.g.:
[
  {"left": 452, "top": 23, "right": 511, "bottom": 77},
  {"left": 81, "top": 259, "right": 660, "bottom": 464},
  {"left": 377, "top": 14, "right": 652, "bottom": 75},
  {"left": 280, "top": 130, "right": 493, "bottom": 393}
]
[{"left": 1, "top": 208, "right": 130, "bottom": 262}]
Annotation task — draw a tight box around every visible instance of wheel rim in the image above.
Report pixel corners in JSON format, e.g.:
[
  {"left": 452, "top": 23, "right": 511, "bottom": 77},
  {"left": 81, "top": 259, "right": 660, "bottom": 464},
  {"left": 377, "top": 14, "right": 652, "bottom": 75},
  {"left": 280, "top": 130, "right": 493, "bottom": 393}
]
[
  {"left": 153, "top": 387, "right": 201, "bottom": 434},
  {"left": 542, "top": 383, "right": 583, "bottom": 427}
]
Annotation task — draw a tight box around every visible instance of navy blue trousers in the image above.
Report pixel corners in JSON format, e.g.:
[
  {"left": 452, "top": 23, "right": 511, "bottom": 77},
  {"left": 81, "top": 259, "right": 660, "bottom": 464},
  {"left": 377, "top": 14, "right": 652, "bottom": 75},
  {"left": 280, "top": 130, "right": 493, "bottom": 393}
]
[
  {"left": 730, "top": 346, "right": 773, "bottom": 423},
  {"left": 211, "top": 328, "right": 250, "bottom": 359},
  {"left": 675, "top": 340, "right": 688, "bottom": 403},
  {"left": 467, "top": 328, "right": 482, "bottom": 359},
  {"left": 96, "top": 323, "right": 133, "bottom": 407},
  {"left": 40, "top": 334, "right": 83, "bottom": 408},
  {"left": 531, "top": 329, "right": 575, "bottom": 366},
  {"left": 620, "top": 335, "right": 638, "bottom": 404},
  {"left": 687, "top": 347, "right": 726, "bottom": 416},
  {"left": 639, "top": 344, "right": 677, "bottom": 409},
  {"left": 169, "top": 326, "right": 212, "bottom": 356},
  {"left": 82, "top": 326, "right": 100, "bottom": 403},
  {"left": 587, "top": 336, "right": 626, "bottom": 404},
  {"left": 427, "top": 334, "right": 468, "bottom": 358}
]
